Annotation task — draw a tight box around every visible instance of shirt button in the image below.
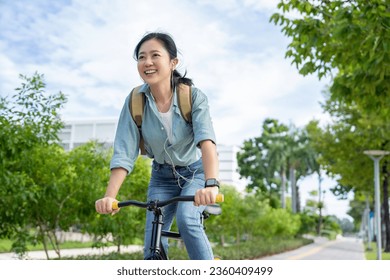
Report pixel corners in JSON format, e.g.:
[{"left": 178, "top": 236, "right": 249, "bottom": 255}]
[{"left": 161, "top": 127, "right": 164, "bottom": 130}]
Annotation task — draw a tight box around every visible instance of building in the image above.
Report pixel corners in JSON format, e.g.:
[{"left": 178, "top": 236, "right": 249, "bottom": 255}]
[
  {"left": 59, "top": 118, "right": 117, "bottom": 151},
  {"left": 59, "top": 118, "right": 247, "bottom": 192},
  {"left": 217, "top": 145, "right": 247, "bottom": 192}
]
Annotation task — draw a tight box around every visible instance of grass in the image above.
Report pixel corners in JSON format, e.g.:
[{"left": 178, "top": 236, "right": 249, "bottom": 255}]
[
  {"left": 0, "top": 239, "right": 13, "bottom": 252},
  {"left": 0, "top": 239, "right": 95, "bottom": 253},
  {"left": 364, "top": 242, "right": 390, "bottom": 260}
]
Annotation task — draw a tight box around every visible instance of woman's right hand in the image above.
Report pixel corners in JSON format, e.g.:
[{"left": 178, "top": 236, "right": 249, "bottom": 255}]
[{"left": 95, "top": 196, "right": 120, "bottom": 215}]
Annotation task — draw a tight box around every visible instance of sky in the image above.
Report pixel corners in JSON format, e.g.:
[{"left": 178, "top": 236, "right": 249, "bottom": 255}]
[{"left": 0, "top": 0, "right": 353, "bottom": 220}]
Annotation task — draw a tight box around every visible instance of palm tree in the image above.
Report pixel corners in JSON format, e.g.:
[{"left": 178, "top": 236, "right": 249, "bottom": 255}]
[{"left": 237, "top": 118, "right": 320, "bottom": 212}]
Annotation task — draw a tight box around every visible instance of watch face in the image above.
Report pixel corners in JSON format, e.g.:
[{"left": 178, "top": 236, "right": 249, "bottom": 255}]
[{"left": 205, "top": 179, "right": 219, "bottom": 187}]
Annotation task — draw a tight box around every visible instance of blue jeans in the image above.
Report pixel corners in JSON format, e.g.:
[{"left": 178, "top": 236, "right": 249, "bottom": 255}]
[{"left": 143, "top": 158, "right": 214, "bottom": 260}]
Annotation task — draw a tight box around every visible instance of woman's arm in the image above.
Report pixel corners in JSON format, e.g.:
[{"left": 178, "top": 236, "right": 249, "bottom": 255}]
[
  {"left": 194, "top": 139, "right": 219, "bottom": 206},
  {"left": 95, "top": 167, "right": 128, "bottom": 215},
  {"left": 201, "top": 139, "right": 219, "bottom": 180}
]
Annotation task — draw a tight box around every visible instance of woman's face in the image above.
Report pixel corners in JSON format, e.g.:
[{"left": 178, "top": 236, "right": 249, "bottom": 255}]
[{"left": 137, "top": 38, "right": 177, "bottom": 87}]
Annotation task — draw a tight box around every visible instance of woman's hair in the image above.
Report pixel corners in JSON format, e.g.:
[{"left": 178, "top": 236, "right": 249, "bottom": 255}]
[{"left": 134, "top": 32, "right": 193, "bottom": 87}]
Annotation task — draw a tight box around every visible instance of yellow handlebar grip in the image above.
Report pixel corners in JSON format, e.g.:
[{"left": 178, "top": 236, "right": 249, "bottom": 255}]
[
  {"left": 112, "top": 201, "right": 119, "bottom": 210},
  {"left": 216, "top": 193, "right": 224, "bottom": 203}
]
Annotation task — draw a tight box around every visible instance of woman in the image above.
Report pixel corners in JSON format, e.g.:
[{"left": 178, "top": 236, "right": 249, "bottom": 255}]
[{"left": 95, "top": 32, "right": 220, "bottom": 260}]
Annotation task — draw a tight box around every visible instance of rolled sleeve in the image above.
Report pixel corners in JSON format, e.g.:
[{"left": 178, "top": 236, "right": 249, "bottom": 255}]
[
  {"left": 191, "top": 87, "right": 217, "bottom": 147},
  {"left": 110, "top": 94, "right": 140, "bottom": 174}
]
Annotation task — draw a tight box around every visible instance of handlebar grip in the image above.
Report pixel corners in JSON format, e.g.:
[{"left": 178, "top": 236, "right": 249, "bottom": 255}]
[
  {"left": 216, "top": 193, "right": 224, "bottom": 203},
  {"left": 112, "top": 201, "right": 119, "bottom": 210}
]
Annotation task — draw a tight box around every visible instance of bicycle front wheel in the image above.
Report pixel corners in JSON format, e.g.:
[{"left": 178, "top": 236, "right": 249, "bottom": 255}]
[{"left": 145, "top": 253, "right": 165, "bottom": 260}]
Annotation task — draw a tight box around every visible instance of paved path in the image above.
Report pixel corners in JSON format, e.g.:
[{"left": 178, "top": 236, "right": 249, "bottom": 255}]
[
  {"left": 258, "top": 235, "right": 365, "bottom": 260},
  {"left": 0, "top": 245, "right": 142, "bottom": 260}
]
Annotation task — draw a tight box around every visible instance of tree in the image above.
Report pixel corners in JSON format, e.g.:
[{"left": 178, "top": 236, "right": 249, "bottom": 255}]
[
  {"left": 270, "top": 0, "right": 390, "bottom": 112},
  {"left": 306, "top": 106, "right": 390, "bottom": 250},
  {"left": 0, "top": 73, "right": 66, "bottom": 256},
  {"left": 237, "top": 119, "right": 290, "bottom": 206},
  {"left": 285, "top": 125, "right": 319, "bottom": 213},
  {"left": 25, "top": 145, "right": 74, "bottom": 258},
  {"left": 271, "top": 0, "right": 390, "bottom": 251},
  {"left": 305, "top": 188, "right": 326, "bottom": 235},
  {"left": 262, "top": 119, "right": 290, "bottom": 209},
  {"left": 237, "top": 118, "right": 318, "bottom": 212},
  {"left": 87, "top": 156, "right": 151, "bottom": 253}
]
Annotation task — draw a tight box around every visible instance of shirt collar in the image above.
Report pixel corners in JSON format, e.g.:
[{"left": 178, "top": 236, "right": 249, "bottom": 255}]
[{"left": 139, "top": 83, "right": 179, "bottom": 108}]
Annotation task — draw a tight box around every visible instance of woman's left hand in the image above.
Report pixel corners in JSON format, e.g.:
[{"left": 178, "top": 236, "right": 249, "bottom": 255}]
[{"left": 194, "top": 187, "right": 219, "bottom": 206}]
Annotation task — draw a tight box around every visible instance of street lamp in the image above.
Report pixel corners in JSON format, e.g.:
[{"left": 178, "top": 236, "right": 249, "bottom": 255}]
[{"left": 364, "top": 150, "right": 390, "bottom": 260}]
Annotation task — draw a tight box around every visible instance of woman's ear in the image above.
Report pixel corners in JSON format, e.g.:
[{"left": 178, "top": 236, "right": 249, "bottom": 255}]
[{"left": 172, "top": 58, "right": 179, "bottom": 70}]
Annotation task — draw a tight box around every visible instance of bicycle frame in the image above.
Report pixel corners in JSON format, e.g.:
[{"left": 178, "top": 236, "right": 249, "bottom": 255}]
[{"left": 112, "top": 194, "right": 223, "bottom": 260}]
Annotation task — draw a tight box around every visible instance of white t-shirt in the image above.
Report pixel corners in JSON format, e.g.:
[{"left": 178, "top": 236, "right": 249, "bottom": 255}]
[{"left": 159, "top": 102, "right": 174, "bottom": 144}]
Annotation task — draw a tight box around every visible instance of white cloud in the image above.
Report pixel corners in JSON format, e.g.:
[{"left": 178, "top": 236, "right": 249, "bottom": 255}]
[
  {"left": 195, "top": 0, "right": 280, "bottom": 16},
  {"left": 0, "top": 46, "right": 20, "bottom": 94}
]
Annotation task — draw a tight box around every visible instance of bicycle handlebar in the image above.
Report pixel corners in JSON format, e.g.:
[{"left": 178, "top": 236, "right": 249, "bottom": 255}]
[{"left": 112, "top": 193, "right": 224, "bottom": 210}]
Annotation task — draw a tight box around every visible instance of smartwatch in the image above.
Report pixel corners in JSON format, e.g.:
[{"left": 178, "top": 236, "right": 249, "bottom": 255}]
[{"left": 205, "top": 178, "right": 220, "bottom": 188}]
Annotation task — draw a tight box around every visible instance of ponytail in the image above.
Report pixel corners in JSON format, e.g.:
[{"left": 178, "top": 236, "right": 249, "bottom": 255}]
[{"left": 172, "top": 69, "right": 193, "bottom": 89}]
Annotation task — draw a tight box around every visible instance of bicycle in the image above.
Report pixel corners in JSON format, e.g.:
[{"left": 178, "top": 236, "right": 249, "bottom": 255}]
[{"left": 112, "top": 193, "right": 224, "bottom": 260}]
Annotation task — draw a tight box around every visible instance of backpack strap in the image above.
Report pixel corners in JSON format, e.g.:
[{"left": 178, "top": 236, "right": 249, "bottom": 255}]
[
  {"left": 177, "top": 84, "right": 192, "bottom": 124},
  {"left": 129, "top": 85, "right": 146, "bottom": 155}
]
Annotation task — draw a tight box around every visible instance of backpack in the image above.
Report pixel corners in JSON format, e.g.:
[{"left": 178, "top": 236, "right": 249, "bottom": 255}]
[{"left": 128, "top": 84, "right": 192, "bottom": 155}]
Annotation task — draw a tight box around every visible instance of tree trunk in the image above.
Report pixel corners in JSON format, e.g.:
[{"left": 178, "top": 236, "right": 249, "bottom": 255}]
[
  {"left": 296, "top": 184, "right": 301, "bottom": 212},
  {"left": 47, "top": 230, "right": 61, "bottom": 259},
  {"left": 220, "top": 235, "right": 225, "bottom": 247},
  {"left": 281, "top": 168, "right": 286, "bottom": 209},
  {"left": 317, "top": 174, "right": 323, "bottom": 235},
  {"left": 38, "top": 224, "right": 51, "bottom": 260},
  {"left": 382, "top": 160, "right": 390, "bottom": 252},
  {"left": 290, "top": 167, "right": 297, "bottom": 213},
  {"left": 42, "top": 234, "right": 50, "bottom": 260}
]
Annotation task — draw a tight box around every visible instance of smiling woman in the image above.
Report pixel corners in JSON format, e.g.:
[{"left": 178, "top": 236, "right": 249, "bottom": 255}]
[{"left": 94, "top": 32, "right": 221, "bottom": 260}]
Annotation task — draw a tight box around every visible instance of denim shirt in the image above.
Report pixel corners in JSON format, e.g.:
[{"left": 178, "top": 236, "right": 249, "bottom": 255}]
[{"left": 110, "top": 83, "right": 216, "bottom": 174}]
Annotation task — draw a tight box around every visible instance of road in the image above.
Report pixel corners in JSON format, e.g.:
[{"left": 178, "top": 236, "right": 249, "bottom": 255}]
[{"left": 258, "top": 235, "right": 365, "bottom": 260}]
